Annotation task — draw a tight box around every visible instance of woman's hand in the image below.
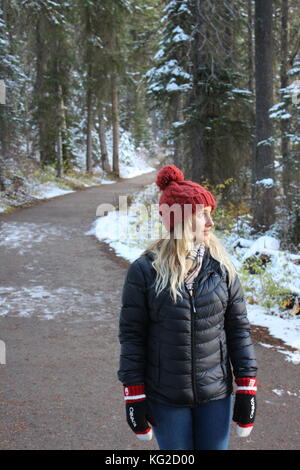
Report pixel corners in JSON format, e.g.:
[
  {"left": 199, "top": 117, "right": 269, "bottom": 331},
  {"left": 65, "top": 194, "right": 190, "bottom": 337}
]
[
  {"left": 233, "top": 377, "right": 257, "bottom": 437},
  {"left": 123, "top": 384, "right": 156, "bottom": 440}
]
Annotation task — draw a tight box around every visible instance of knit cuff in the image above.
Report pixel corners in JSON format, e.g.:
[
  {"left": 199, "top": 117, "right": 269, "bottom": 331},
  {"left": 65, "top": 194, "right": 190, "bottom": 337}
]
[
  {"left": 235, "top": 377, "right": 257, "bottom": 394},
  {"left": 123, "top": 384, "right": 146, "bottom": 403}
]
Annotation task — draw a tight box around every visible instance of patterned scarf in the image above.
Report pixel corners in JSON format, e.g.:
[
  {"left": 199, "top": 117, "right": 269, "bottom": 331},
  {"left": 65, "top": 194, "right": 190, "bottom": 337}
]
[{"left": 184, "top": 241, "right": 206, "bottom": 295}]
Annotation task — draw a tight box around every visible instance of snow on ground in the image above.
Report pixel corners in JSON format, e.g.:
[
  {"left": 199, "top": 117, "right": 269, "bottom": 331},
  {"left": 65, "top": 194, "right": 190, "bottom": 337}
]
[
  {"left": 0, "top": 221, "right": 77, "bottom": 255},
  {"left": 272, "top": 388, "right": 300, "bottom": 398},
  {"left": 225, "top": 234, "right": 300, "bottom": 295},
  {"left": 0, "top": 220, "right": 121, "bottom": 323},
  {"left": 113, "top": 132, "right": 157, "bottom": 179},
  {"left": 86, "top": 182, "right": 161, "bottom": 261},
  {"left": 31, "top": 182, "right": 75, "bottom": 199},
  {"left": 247, "top": 304, "right": 300, "bottom": 364},
  {"left": 28, "top": 174, "right": 118, "bottom": 202},
  {"left": 0, "top": 284, "right": 116, "bottom": 323},
  {"left": 90, "top": 182, "right": 300, "bottom": 364}
]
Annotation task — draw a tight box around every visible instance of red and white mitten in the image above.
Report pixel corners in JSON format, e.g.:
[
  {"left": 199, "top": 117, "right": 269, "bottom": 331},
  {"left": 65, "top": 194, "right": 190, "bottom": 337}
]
[
  {"left": 233, "top": 377, "right": 257, "bottom": 437},
  {"left": 123, "top": 384, "right": 155, "bottom": 441}
]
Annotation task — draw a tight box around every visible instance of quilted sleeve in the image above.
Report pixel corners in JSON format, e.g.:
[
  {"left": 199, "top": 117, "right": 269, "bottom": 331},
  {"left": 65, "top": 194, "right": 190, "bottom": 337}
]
[
  {"left": 224, "top": 272, "right": 258, "bottom": 378},
  {"left": 117, "top": 259, "right": 149, "bottom": 386}
]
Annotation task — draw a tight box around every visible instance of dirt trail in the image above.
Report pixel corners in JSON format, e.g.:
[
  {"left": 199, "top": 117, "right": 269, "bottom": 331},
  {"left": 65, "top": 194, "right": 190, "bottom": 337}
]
[{"left": 0, "top": 171, "right": 299, "bottom": 450}]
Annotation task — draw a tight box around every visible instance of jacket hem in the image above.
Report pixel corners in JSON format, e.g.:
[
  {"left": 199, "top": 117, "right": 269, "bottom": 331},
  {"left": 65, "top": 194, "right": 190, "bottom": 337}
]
[{"left": 146, "top": 386, "right": 233, "bottom": 408}]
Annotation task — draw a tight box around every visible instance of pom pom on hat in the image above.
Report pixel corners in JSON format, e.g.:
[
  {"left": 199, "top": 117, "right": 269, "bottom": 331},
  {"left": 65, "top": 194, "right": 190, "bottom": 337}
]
[{"left": 156, "top": 165, "right": 185, "bottom": 191}]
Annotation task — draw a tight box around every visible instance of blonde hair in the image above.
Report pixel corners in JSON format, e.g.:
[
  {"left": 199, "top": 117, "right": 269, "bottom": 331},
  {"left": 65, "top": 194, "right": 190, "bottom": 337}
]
[{"left": 140, "top": 212, "right": 238, "bottom": 304}]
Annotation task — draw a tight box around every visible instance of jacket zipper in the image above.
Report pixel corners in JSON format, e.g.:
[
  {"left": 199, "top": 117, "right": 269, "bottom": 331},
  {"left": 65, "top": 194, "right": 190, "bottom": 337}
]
[
  {"left": 186, "top": 286, "right": 197, "bottom": 407},
  {"left": 184, "top": 267, "right": 215, "bottom": 407}
]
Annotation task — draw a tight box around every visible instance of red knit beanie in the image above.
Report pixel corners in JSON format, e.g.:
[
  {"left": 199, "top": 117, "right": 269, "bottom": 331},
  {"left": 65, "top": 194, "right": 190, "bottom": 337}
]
[{"left": 155, "top": 165, "right": 217, "bottom": 232}]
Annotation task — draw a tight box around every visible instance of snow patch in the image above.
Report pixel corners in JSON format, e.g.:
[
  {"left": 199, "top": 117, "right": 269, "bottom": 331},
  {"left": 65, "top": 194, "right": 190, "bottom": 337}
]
[
  {"left": 0, "top": 222, "right": 78, "bottom": 255},
  {"left": 248, "top": 304, "right": 300, "bottom": 364},
  {"left": 255, "top": 178, "right": 274, "bottom": 188},
  {"left": 0, "top": 284, "right": 118, "bottom": 322},
  {"left": 32, "top": 182, "right": 74, "bottom": 199}
]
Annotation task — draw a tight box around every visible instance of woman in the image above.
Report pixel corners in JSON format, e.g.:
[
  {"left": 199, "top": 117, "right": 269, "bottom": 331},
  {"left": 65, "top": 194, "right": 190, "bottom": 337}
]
[{"left": 117, "top": 165, "right": 258, "bottom": 450}]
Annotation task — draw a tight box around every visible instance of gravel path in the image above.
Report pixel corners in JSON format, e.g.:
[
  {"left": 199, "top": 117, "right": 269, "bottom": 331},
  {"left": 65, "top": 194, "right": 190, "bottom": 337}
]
[{"left": 0, "top": 171, "right": 299, "bottom": 450}]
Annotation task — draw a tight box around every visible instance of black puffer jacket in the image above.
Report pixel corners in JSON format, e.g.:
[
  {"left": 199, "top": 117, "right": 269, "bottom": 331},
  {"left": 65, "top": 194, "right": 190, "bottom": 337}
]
[{"left": 117, "top": 246, "right": 257, "bottom": 407}]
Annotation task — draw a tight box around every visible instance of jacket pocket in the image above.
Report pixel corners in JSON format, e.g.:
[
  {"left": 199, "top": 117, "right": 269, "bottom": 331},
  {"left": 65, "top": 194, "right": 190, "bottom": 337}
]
[{"left": 219, "top": 338, "right": 227, "bottom": 378}]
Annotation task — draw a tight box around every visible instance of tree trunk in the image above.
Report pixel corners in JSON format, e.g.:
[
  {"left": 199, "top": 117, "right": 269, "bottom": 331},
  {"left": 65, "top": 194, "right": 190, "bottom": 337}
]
[
  {"left": 0, "top": 155, "right": 5, "bottom": 191},
  {"left": 251, "top": 0, "right": 276, "bottom": 233},
  {"left": 248, "top": 0, "right": 256, "bottom": 197},
  {"left": 223, "top": 0, "right": 234, "bottom": 68},
  {"left": 86, "top": 67, "right": 93, "bottom": 174},
  {"left": 111, "top": 72, "right": 120, "bottom": 177},
  {"left": 36, "top": 14, "right": 46, "bottom": 168},
  {"left": 247, "top": 0, "right": 254, "bottom": 93},
  {"left": 280, "top": 0, "right": 291, "bottom": 200},
  {"left": 85, "top": 4, "right": 93, "bottom": 174},
  {"left": 97, "top": 103, "right": 111, "bottom": 173},
  {"left": 56, "top": 84, "right": 64, "bottom": 178}
]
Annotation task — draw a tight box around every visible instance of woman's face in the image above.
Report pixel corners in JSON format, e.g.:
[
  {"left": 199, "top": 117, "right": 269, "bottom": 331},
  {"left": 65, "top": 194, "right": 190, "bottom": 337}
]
[{"left": 193, "top": 206, "right": 214, "bottom": 244}]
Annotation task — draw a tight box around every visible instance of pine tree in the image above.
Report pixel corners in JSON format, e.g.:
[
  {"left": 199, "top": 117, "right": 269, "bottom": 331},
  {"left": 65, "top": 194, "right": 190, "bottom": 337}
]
[
  {"left": 145, "top": 0, "right": 255, "bottom": 189},
  {"left": 0, "top": 0, "right": 27, "bottom": 158},
  {"left": 76, "top": 0, "right": 132, "bottom": 176},
  {"left": 20, "top": 0, "right": 73, "bottom": 174}
]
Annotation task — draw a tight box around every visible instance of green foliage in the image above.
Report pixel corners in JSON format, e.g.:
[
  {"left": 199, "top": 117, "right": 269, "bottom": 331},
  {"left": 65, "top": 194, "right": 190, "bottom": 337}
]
[
  {"left": 32, "top": 166, "right": 59, "bottom": 184},
  {"left": 200, "top": 177, "right": 253, "bottom": 237},
  {"left": 240, "top": 254, "right": 295, "bottom": 314}
]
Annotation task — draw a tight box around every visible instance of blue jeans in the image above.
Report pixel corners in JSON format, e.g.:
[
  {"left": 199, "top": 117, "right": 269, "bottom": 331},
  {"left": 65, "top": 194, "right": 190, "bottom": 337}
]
[{"left": 147, "top": 393, "right": 232, "bottom": 450}]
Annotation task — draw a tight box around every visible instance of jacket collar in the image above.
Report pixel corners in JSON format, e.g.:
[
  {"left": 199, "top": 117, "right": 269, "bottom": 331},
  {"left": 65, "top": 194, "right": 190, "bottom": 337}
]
[{"left": 144, "top": 244, "right": 219, "bottom": 283}]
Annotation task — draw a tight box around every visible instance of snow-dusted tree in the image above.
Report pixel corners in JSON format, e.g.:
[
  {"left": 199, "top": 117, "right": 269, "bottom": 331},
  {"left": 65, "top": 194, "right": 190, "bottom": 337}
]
[
  {"left": 0, "top": 1, "right": 12, "bottom": 157},
  {"left": 19, "top": 0, "right": 74, "bottom": 174},
  {"left": 144, "top": 0, "right": 193, "bottom": 168},
  {"left": 0, "top": 0, "right": 28, "bottom": 159},
  {"left": 145, "top": 0, "right": 255, "bottom": 189}
]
